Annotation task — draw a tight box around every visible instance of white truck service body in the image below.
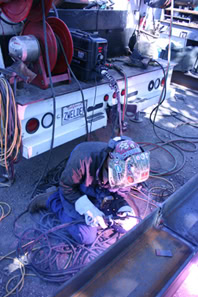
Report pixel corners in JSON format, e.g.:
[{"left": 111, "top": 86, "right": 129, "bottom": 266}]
[{"left": 0, "top": 0, "right": 174, "bottom": 159}]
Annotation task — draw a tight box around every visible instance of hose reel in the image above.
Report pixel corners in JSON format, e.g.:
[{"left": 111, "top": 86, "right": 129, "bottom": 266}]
[
  {"left": 9, "top": 17, "right": 73, "bottom": 89},
  {"left": 0, "top": 0, "right": 53, "bottom": 23}
]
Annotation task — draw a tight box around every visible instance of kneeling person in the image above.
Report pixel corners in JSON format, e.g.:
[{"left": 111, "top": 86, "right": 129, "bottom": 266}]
[{"left": 30, "top": 137, "right": 150, "bottom": 245}]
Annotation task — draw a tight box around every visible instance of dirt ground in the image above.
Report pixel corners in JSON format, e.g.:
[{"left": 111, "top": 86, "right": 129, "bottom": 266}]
[{"left": 0, "top": 79, "right": 198, "bottom": 297}]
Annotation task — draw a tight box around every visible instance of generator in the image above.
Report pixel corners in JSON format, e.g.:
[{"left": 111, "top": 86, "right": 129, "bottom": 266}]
[{"left": 70, "top": 29, "right": 108, "bottom": 81}]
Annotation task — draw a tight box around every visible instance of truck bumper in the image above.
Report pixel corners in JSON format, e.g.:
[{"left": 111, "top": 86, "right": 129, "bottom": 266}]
[{"left": 22, "top": 112, "right": 107, "bottom": 159}]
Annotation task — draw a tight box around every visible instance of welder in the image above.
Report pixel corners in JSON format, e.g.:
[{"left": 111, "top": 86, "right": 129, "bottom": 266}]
[{"left": 29, "top": 136, "right": 150, "bottom": 245}]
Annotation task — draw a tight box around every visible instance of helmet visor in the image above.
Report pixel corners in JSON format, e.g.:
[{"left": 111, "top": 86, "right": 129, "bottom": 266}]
[{"left": 108, "top": 151, "right": 150, "bottom": 189}]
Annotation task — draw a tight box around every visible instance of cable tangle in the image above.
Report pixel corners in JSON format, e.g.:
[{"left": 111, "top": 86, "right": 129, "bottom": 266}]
[
  {"left": 16, "top": 215, "right": 120, "bottom": 283},
  {"left": 0, "top": 77, "right": 22, "bottom": 180},
  {"left": 0, "top": 210, "right": 121, "bottom": 297}
]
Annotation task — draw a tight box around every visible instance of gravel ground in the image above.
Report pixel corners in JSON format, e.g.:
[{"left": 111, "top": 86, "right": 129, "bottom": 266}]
[{"left": 0, "top": 81, "right": 198, "bottom": 297}]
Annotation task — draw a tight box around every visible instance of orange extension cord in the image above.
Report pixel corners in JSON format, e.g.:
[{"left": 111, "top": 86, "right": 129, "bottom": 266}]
[{"left": 0, "top": 77, "right": 22, "bottom": 173}]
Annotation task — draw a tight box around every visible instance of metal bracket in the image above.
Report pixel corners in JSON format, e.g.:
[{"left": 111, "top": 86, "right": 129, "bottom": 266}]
[
  {"left": 129, "top": 111, "right": 144, "bottom": 123},
  {"left": 155, "top": 205, "right": 165, "bottom": 228}
]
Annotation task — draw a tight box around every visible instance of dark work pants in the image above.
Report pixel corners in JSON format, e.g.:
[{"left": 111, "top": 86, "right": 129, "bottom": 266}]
[
  {"left": 47, "top": 185, "right": 129, "bottom": 245},
  {"left": 47, "top": 190, "right": 97, "bottom": 245}
]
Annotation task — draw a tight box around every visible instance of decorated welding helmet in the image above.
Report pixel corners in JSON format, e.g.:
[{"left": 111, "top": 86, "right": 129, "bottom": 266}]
[{"left": 108, "top": 138, "right": 150, "bottom": 189}]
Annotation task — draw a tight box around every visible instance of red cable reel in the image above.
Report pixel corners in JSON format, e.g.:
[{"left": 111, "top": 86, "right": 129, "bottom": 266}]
[
  {"left": 21, "top": 17, "right": 73, "bottom": 89},
  {"left": 0, "top": 0, "right": 53, "bottom": 23}
]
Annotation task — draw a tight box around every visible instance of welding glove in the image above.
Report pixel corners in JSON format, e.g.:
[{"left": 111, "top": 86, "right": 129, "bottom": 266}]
[
  {"left": 114, "top": 205, "right": 138, "bottom": 233},
  {"left": 75, "top": 195, "right": 107, "bottom": 229}
]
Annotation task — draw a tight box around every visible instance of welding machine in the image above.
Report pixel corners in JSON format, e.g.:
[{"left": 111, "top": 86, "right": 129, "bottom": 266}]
[{"left": 70, "top": 29, "right": 108, "bottom": 81}]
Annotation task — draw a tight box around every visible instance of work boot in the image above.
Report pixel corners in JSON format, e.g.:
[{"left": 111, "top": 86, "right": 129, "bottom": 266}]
[
  {"left": 28, "top": 186, "right": 57, "bottom": 213},
  {"left": 0, "top": 175, "right": 14, "bottom": 188},
  {"left": 0, "top": 165, "right": 15, "bottom": 188}
]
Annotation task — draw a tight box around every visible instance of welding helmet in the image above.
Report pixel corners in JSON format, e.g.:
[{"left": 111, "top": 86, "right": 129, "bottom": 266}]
[{"left": 108, "top": 137, "right": 150, "bottom": 189}]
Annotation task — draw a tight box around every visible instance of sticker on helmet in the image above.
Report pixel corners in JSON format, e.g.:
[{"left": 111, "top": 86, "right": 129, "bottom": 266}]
[
  {"left": 115, "top": 165, "right": 122, "bottom": 173},
  {"left": 108, "top": 150, "right": 150, "bottom": 188}
]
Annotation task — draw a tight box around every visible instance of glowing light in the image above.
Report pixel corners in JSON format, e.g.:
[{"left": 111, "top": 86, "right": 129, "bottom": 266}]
[
  {"left": 121, "top": 217, "right": 138, "bottom": 231},
  {"left": 115, "top": 214, "right": 138, "bottom": 232},
  {"left": 183, "top": 263, "right": 198, "bottom": 295}
]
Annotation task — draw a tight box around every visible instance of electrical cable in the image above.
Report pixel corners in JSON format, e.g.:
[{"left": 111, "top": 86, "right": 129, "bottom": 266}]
[
  {"left": 4, "top": 264, "right": 26, "bottom": 297},
  {"left": 55, "top": 34, "right": 89, "bottom": 141},
  {"left": 150, "top": 65, "right": 198, "bottom": 140},
  {"left": 152, "top": 66, "right": 198, "bottom": 146},
  {"left": 14, "top": 221, "right": 85, "bottom": 283},
  {"left": 107, "top": 62, "right": 129, "bottom": 124},
  {"left": 89, "top": 75, "right": 98, "bottom": 138},
  {"left": 138, "top": 141, "right": 178, "bottom": 176},
  {"left": 13, "top": 156, "right": 69, "bottom": 240},
  {"left": 9, "top": 191, "right": 141, "bottom": 288},
  {"left": 28, "top": 0, "right": 57, "bottom": 200},
  {"left": 122, "top": 72, "right": 128, "bottom": 123},
  {"left": 101, "top": 69, "right": 123, "bottom": 136},
  {"left": 11, "top": 0, "right": 58, "bottom": 234},
  {"left": 149, "top": 59, "right": 167, "bottom": 143},
  {"left": 0, "top": 15, "right": 23, "bottom": 26},
  {"left": 130, "top": 186, "right": 159, "bottom": 216},
  {"left": 0, "top": 237, "right": 36, "bottom": 296},
  {"left": 0, "top": 246, "right": 37, "bottom": 297},
  {"left": 147, "top": 56, "right": 198, "bottom": 178},
  {"left": 8, "top": 152, "right": 161, "bottom": 293},
  {"left": 171, "top": 111, "right": 198, "bottom": 129},
  {"left": 148, "top": 6, "right": 171, "bottom": 143},
  {"left": 3, "top": 1, "right": 193, "bottom": 291},
  {"left": 148, "top": 1, "right": 174, "bottom": 144},
  {"left": 0, "top": 77, "right": 22, "bottom": 181},
  {"left": 35, "top": 157, "right": 68, "bottom": 193},
  {"left": 151, "top": 140, "right": 190, "bottom": 176},
  {"left": 52, "top": 2, "right": 59, "bottom": 18},
  {"left": 148, "top": 175, "right": 175, "bottom": 200},
  {"left": 142, "top": 191, "right": 152, "bottom": 218},
  {"left": 11, "top": 211, "right": 125, "bottom": 285},
  {"left": 0, "top": 201, "right": 11, "bottom": 221}
]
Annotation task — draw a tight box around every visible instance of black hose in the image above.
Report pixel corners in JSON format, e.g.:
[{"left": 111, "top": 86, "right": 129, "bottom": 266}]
[
  {"left": 0, "top": 15, "right": 22, "bottom": 26},
  {"left": 29, "top": 0, "right": 57, "bottom": 199},
  {"left": 56, "top": 34, "right": 89, "bottom": 141}
]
